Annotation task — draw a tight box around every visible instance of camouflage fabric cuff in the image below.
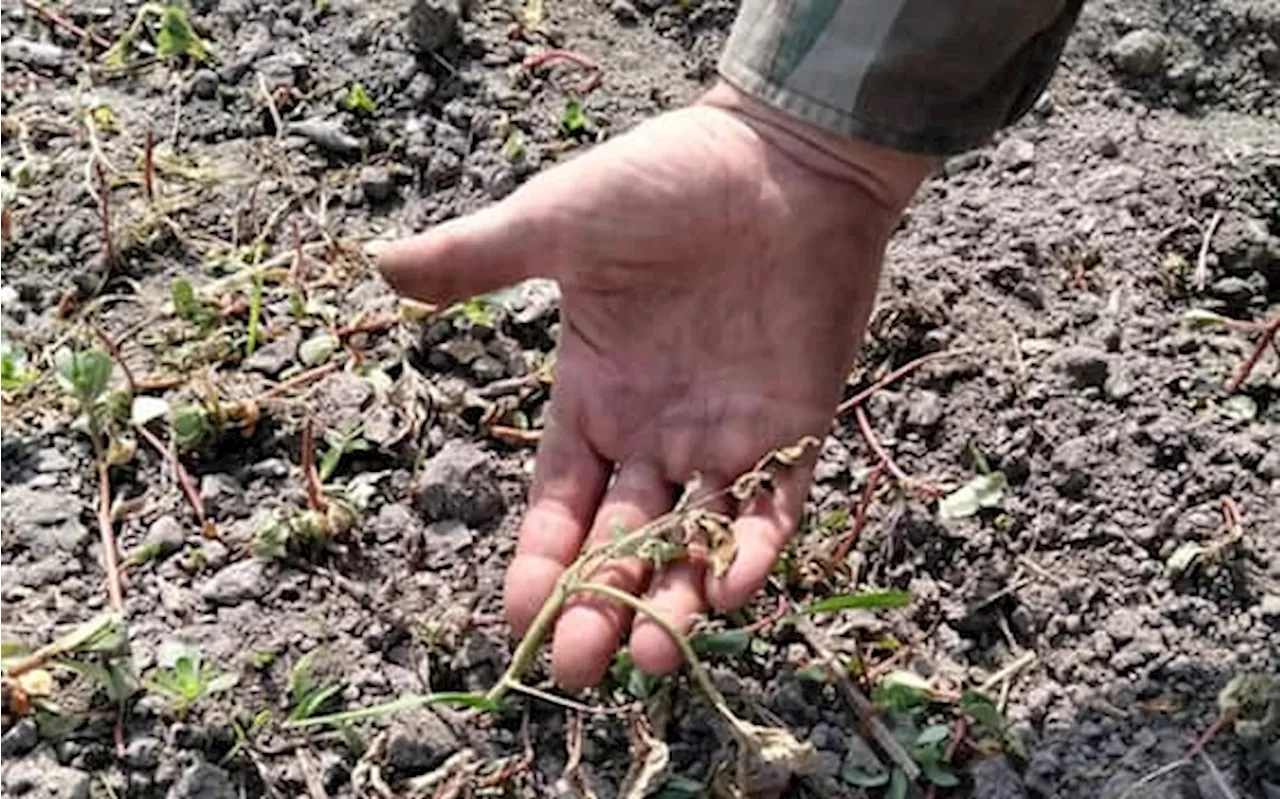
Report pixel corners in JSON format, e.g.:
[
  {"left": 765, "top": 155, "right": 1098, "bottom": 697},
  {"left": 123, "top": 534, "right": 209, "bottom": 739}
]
[{"left": 719, "top": 0, "right": 1083, "bottom": 156}]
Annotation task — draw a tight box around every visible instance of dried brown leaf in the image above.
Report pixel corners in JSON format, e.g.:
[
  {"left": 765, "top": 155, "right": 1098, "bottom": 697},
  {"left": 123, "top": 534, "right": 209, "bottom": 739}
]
[{"left": 619, "top": 712, "right": 671, "bottom": 799}]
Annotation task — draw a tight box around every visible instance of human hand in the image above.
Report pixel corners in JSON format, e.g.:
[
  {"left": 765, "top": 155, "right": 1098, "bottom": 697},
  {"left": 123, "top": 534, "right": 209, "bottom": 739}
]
[{"left": 378, "top": 81, "right": 933, "bottom": 690}]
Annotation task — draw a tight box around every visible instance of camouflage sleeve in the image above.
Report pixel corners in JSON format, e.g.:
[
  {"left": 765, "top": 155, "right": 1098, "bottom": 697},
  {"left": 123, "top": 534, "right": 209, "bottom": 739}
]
[{"left": 719, "top": 0, "right": 1084, "bottom": 155}]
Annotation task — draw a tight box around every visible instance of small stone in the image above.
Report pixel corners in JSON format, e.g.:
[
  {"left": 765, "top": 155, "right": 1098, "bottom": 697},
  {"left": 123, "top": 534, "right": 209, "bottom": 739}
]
[
  {"left": 286, "top": 120, "right": 365, "bottom": 157},
  {"left": 200, "top": 474, "right": 247, "bottom": 519},
  {"left": 167, "top": 761, "right": 235, "bottom": 799},
  {"left": 2, "top": 38, "right": 67, "bottom": 70},
  {"left": 1, "top": 752, "right": 90, "bottom": 799},
  {"left": 414, "top": 441, "right": 504, "bottom": 526},
  {"left": 189, "top": 68, "right": 219, "bottom": 100},
  {"left": 994, "top": 137, "right": 1035, "bottom": 171},
  {"left": 1093, "top": 135, "right": 1120, "bottom": 158},
  {"left": 1166, "top": 57, "right": 1200, "bottom": 89},
  {"left": 610, "top": 0, "right": 638, "bottom": 23},
  {"left": 905, "top": 389, "right": 944, "bottom": 429},
  {"left": 1258, "top": 451, "right": 1280, "bottom": 479},
  {"left": 145, "top": 516, "right": 187, "bottom": 555},
  {"left": 33, "top": 448, "right": 75, "bottom": 472},
  {"left": 1109, "top": 29, "right": 1168, "bottom": 76},
  {"left": 385, "top": 709, "right": 462, "bottom": 776},
  {"left": 124, "top": 736, "right": 163, "bottom": 769},
  {"left": 1, "top": 719, "right": 38, "bottom": 757},
  {"left": 199, "top": 539, "right": 229, "bottom": 571},
  {"left": 1053, "top": 346, "right": 1111, "bottom": 388},
  {"left": 199, "top": 559, "right": 271, "bottom": 605},
  {"left": 1259, "top": 595, "right": 1280, "bottom": 619},
  {"left": 1077, "top": 165, "right": 1143, "bottom": 203},
  {"left": 407, "top": 0, "right": 461, "bottom": 54},
  {"left": 359, "top": 166, "right": 397, "bottom": 205},
  {"left": 1051, "top": 437, "right": 1093, "bottom": 498},
  {"left": 244, "top": 328, "right": 300, "bottom": 376},
  {"left": 970, "top": 755, "right": 1028, "bottom": 799},
  {"left": 1209, "top": 276, "right": 1256, "bottom": 307}
]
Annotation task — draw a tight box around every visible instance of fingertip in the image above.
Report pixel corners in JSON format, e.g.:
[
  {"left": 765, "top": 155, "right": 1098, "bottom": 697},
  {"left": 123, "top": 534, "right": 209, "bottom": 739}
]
[
  {"left": 706, "top": 514, "right": 779, "bottom": 612},
  {"left": 551, "top": 602, "right": 626, "bottom": 692},
  {"left": 629, "top": 621, "right": 686, "bottom": 677},
  {"left": 503, "top": 553, "right": 564, "bottom": 636}
]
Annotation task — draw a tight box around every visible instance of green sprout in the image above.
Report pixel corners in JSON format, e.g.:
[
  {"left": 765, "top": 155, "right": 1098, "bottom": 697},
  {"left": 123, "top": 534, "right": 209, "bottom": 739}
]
[
  {"left": 146, "top": 650, "right": 238, "bottom": 717},
  {"left": 560, "top": 98, "right": 592, "bottom": 137},
  {"left": 341, "top": 83, "right": 378, "bottom": 116},
  {"left": 288, "top": 649, "right": 342, "bottom": 722},
  {"left": 1, "top": 335, "right": 40, "bottom": 393},
  {"left": 319, "top": 423, "right": 369, "bottom": 482}
]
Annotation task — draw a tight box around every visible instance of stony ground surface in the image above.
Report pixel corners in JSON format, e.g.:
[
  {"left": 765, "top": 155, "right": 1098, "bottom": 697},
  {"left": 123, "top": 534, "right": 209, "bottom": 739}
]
[{"left": 1, "top": 0, "right": 1278, "bottom": 797}]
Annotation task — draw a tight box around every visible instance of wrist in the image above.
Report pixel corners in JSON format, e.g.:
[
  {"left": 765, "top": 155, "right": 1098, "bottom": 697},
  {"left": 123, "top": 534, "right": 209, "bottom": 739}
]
[{"left": 696, "top": 80, "right": 937, "bottom": 213}]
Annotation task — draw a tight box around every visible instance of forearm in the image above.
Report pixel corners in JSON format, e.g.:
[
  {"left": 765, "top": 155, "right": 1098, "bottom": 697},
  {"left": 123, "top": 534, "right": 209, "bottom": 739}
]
[{"left": 718, "top": 0, "right": 1084, "bottom": 156}]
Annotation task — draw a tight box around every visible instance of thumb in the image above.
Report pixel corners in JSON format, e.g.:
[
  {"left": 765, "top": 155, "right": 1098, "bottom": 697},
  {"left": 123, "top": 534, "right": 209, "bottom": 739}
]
[{"left": 374, "top": 201, "right": 551, "bottom": 306}]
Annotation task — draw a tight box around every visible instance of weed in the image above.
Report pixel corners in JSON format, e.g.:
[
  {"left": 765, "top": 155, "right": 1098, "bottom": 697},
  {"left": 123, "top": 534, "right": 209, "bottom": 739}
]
[
  {"left": 145, "top": 649, "right": 238, "bottom": 717},
  {"left": 341, "top": 83, "right": 378, "bottom": 116},
  {"left": 155, "top": 4, "right": 208, "bottom": 61},
  {"left": 171, "top": 278, "right": 219, "bottom": 329},
  {"left": 1, "top": 334, "right": 40, "bottom": 393},
  {"left": 502, "top": 130, "right": 527, "bottom": 163},
  {"left": 224, "top": 708, "right": 272, "bottom": 764},
  {"left": 288, "top": 649, "right": 342, "bottom": 722},
  {"left": 319, "top": 422, "right": 369, "bottom": 481},
  {"left": 245, "top": 273, "right": 264, "bottom": 356},
  {"left": 560, "top": 98, "right": 592, "bottom": 137}
]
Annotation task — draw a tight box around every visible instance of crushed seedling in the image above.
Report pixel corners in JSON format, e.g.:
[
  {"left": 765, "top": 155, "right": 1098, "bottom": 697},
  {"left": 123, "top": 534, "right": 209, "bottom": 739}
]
[{"left": 145, "top": 649, "right": 238, "bottom": 718}]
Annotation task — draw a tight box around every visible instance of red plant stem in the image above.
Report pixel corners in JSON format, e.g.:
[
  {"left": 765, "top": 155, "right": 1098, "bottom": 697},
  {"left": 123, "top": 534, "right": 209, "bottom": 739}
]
[
  {"left": 945, "top": 714, "right": 967, "bottom": 763},
  {"left": 21, "top": 0, "right": 113, "bottom": 50},
  {"left": 835, "top": 349, "right": 969, "bottom": 419},
  {"left": 1225, "top": 317, "right": 1279, "bottom": 393},
  {"left": 521, "top": 48, "right": 603, "bottom": 92},
  {"left": 743, "top": 594, "right": 789, "bottom": 634},
  {"left": 1220, "top": 495, "right": 1243, "bottom": 534},
  {"left": 134, "top": 423, "right": 207, "bottom": 531},
  {"left": 335, "top": 315, "right": 400, "bottom": 338},
  {"left": 301, "top": 417, "right": 327, "bottom": 513},
  {"left": 95, "top": 162, "right": 114, "bottom": 268},
  {"left": 1184, "top": 713, "right": 1231, "bottom": 760},
  {"left": 143, "top": 127, "right": 155, "bottom": 202},
  {"left": 830, "top": 463, "right": 885, "bottom": 569},
  {"left": 91, "top": 324, "right": 136, "bottom": 394},
  {"left": 488, "top": 425, "right": 542, "bottom": 446},
  {"left": 252, "top": 361, "right": 338, "bottom": 403},
  {"left": 854, "top": 405, "right": 942, "bottom": 498}
]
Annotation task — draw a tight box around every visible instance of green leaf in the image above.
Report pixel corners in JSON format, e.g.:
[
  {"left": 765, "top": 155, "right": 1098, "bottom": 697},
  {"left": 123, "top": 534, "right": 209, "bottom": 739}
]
[
  {"left": 938, "top": 471, "right": 1007, "bottom": 520},
  {"left": 291, "top": 684, "right": 343, "bottom": 721},
  {"left": 246, "top": 273, "right": 264, "bottom": 356},
  {"left": 299, "top": 333, "right": 338, "bottom": 366},
  {"left": 960, "top": 689, "right": 1003, "bottom": 730},
  {"left": 1, "top": 336, "right": 40, "bottom": 392},
  {"left": 1182, "top": 308, "right": 1228, "bottom": 330},
  {"left": 171, "top": 403, "right": 214, "bottom": 452},
  {"left": 886, "top": 768, "right": 908, "bottom": 799},
  {"left": 55, "top": 348, "right": 113, "bottom": 408},
  {"left": 872, "top": 670, "right": 933, "bottom": 714},
  {"left": 502, "top": 130, "right": 526, "bottom": 162},
  {"left": 801, "top": 589, "right": 910, "bottom": 615},
  {"left": 915, "top": 724, "right": 950, "bottom": 748},
  {"left": 652, "top": 775, "right": 705, "bottom": 799},
  {"left": 922, "top": 761, "right": 960, "bottom": 787},
  {"left": 341, "top": 82, "right": 378, "bottom": 116},
  {"left": 691, "top": 628, "right": 751, "bottom": 657},
  {"left": 560, "top": 98, "right": 590, "bottom": 136},
  {"left": 286, "top": 692, "right": 501, "bottom": 727},
  {"left": 204, "top": 672, "right": 239, "bottom": 694},
  {"left": 156, "top": 3, "right": 209, "bottom": 62}
]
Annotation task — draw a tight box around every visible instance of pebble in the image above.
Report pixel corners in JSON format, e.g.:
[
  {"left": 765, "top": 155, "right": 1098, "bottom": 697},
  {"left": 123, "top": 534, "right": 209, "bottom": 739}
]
[
  {"left": 0, "top": 719, "right": 38, "bottom": 757},
  {"left": 1051, "top": 437, "right": 1093, "bottom": 498},
  {"left": 1, "top": 752, "right": 90, "bottom": 799},
  {"left": 2, "top": 487, "right": 89, "bottom": 555},
  {"left": 359, "top": 166, "right": 397, "bottom": 205},
  {"left": 124, "top": 736, "right": 163, "bottom": 769},
  {"left": 385, "top": 710, "right": 462, "bottom": 776},
  {"left": 2, "top": 38, "right": 67, "bottom": 70},
  {"left": 414, "top": 441, "right": 504, "bottom": 526},
  {"left": 145, "top": 516, "right": 187, "bottom": 556},
  {"left": 286, "top": 120, "right": 365, "bottom": 157},
  {"left": 198, "top": 559, "right": 272, "bottom": 605},
  {"left": 200, "top": 473, "right": 248, "bottom": 518},
  {"left": 905, "top": 389, "right": 944, "bottom": 429},
  {"left": 167, "top": 761, "right": 235, "bottom": 799},
  {"left": 1109, "top": 29, "right": 1168, "bottom": 76},
  {"left": 969, "top": 756, "right": 1027, "bottom": 799},
  {"left": 188, "top": 68, "right": 219, "bottom": 100},
  {"left": 1209, "top": 275, "right": 1257, "bottom": 307},
  {"left": 244, "top": 328, "right": 300, "bottom": 376},
  {"left": 610, "top": 0, "right": 639, "bottom": 23},
  {"left": 994, "top": 137, "right": 1036, "bottom": 171},
  {"left": 407, "top": 0, "right": 461, "bottom": 54},
  {"left": 1077, "top": 164, "right": 1143, "bottom": 203},
  {"left": 1053, "top": 346, "right": 1111, "bottom": 388}
]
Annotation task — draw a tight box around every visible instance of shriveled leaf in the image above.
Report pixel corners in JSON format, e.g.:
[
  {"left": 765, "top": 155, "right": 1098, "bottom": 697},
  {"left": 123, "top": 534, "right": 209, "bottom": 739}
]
[
  {"left": 1182, "top": 308, "right": 1228, "bottom": 330},
  {"left": 731, "top": 719, "right": 817, "bottom": 775},
  {"left": 803, "top": 589, "right": 910, "bottom": 615},
  {"left": 1166, "top": 542, "right": 1206, "bottom": 576},
  {"left": 131, "top": 396, "right": 170, "bottom": 426},
  {"left": 619, "top": 714, "right": 671, "bottom": 799},
  {"left": 16, "top": 669, "right": 54, "bottom": 697},
  {"left": 938, "top": 471, "right": 1007, "bottom": 520}
]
